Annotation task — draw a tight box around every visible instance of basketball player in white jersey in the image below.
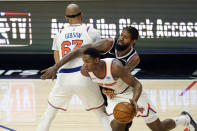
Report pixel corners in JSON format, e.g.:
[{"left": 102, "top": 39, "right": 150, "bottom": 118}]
[
  {"left": 37, "top": 3, "right": 111, "bottom": 131},
  {"left": 80, "top": 48, "right": 197, "bottom": 131}
]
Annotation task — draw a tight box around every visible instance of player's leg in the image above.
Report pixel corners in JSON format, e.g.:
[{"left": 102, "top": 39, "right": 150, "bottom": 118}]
[
  {"left": 161, "top": 110, "right": 197, "bottom": 131},
  {"left": 37, "top": 91, "right": 72, "bottom": 131},
  {"left": 145, "top": 110, "right": 197, "bottom": 131},
  {"left": 146, "top": 118, "right": 165, "bottom": 131},
  {"left": 125, "top": 122, "right": 132, "bottom": 131},
  {"left": 37, "top": 74, "right": 72, "bottom": 131},
  {"left": 110, "top": 119, "right": 127, "bottom": 131},
  {"left": 37, "top": 104, "right": 58, "bottom": 131},
  {"left": 140, "top": 97, "right": 176, "bottom": 130},
  {"left": 92, "top": 106, "right": 112, "bottom": 131},
  {"left": 77, "top": 76, "right": 112, "bottom": 131},
  {"left": 137, "top": 90, "right": 163, "bottom": 131},
  {"left": 80, "top": 95, "right": 112, "bottom": 131}
]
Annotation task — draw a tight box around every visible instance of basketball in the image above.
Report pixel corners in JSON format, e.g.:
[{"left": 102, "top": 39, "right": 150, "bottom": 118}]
[{"left": 113, "top": 101, "right": 137, "bottom": 123}]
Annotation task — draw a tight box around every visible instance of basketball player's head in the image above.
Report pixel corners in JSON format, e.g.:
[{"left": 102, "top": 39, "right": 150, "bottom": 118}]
[
  {"left": 116, "top": 26, "right": 139, "bottom": 51},
  {"left": 83, "top": 48, "right": 100, "bottom": 72},
  {"left": 65, "top": 3, "right": 82, "bottom": 24}
]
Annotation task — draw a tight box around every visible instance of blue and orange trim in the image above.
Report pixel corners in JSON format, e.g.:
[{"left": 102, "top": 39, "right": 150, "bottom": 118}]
[
  {"left": 86, "top": 26, "right": 90, "bottom": 32},
  {"left": 137, "top": 104, "right": 157, "bottom": 117}
]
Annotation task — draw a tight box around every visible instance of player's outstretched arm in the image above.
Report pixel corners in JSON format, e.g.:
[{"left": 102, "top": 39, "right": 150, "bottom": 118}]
[
  {"left": 112, "top": 60, "right": 142, "bottom": 102},
  {"left": 54, "top": 38, "right": 113, "bottom": 69},
  {"left": 40, "top": 39, "right": 113, "bottom": 80}
]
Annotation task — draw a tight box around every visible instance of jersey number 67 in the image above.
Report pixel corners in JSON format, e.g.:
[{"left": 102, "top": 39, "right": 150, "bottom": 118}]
[{"left": 61, "top": 40, "right": 83, "bottom": 57}]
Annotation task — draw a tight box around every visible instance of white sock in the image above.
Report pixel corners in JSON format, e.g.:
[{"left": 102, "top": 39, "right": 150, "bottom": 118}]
[
  {"left": 37, "top": 105, "right": 58, "bottom": 131},
  {"left": 172, "top": 115, "right": 189, "bottom": 127},
  {"left": 93, "top": 106, "right": 112, "bottom": 131}
]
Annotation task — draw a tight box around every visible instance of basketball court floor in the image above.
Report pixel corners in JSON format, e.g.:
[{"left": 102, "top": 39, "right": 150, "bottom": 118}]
[{"left": 0, "top": 79, "right": 196, "bottom": 131}]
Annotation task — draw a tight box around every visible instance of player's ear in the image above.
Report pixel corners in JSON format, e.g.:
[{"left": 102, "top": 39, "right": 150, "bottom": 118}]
[
  {"left": 95, "top": 58, "right": 100, "bottom": 63},
  {"left": 132, "top": 39, "right": 136, "bottom": 44}
]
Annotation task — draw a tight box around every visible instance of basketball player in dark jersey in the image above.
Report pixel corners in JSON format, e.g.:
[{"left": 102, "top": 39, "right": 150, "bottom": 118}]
[{"left": 100, "top": 37, "right": 137, "bottom": 65}]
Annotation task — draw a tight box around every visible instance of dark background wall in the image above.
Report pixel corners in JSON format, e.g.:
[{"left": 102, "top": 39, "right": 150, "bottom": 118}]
[
  {"left": 0, "top": 0, "right": 197, "bottom": 79},
  {"left": 0, "top": 54, "right": 196, "bottom": 79}
]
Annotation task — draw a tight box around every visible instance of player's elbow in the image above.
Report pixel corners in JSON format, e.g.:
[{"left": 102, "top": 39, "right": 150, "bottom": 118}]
[
  {"left": 134, "top": 82, "right": 142, "bottom": 93},
  {"left": 104, "top": 38, "right": 113, "bottom": 45}
]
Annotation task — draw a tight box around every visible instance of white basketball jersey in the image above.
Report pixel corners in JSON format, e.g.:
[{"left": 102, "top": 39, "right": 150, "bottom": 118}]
[
  {"left": 52, "top": 24, "right": 100, "bottom": 69},
  {"left": 88, "top": 58, "right": 130, "bottom": 94}
]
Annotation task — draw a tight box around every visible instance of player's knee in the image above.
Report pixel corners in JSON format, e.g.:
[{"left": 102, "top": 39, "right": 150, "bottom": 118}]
[
  {"left": 151, "top": 127, "right": 165, "bottom": 131},
  {"left": 110, "top": 119, "right": 126, "bottom": 131},
  {"left": 92, "top": 106, "right": 105, "bottom": 115},
  {"left": 146, "top": 118, "right": 166, "bottom": 131}
]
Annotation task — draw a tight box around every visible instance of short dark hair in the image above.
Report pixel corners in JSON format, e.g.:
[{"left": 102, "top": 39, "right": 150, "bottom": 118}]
[
  {"left": 84, "top": 48, "right": 100, "bottom": 58},
  {"left": 123, "top": 26, "right": 139, "bottom": 40}
]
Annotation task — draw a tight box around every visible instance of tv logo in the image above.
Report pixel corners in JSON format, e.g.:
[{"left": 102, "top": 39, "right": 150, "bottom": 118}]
[{"left": 0, "top": 12, "right": 32, "bottom": 46}]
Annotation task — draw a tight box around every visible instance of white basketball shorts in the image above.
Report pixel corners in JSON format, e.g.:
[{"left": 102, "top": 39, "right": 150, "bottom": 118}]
[
  {"left": 105, "top": 87, "right": 158, "bottom": 123},
  {"left": 48, "top": 67, "right": 105, "bottom": 111}
]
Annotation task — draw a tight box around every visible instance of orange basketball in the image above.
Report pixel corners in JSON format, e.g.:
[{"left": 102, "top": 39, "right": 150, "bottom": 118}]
[{"left": 113, "top": 102, "right": 137, "bottom": 123}]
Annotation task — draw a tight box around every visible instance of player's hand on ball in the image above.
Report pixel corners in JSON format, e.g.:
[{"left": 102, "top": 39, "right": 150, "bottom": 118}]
[
  {"left": 113, "top": 102, "right": 137, "bottom": 123},
  {"left": 40, "top": 65, "right": 58, "bottom": 80},
  {"left": 129, "top": 99, "right": 137, "bottom": 116}
]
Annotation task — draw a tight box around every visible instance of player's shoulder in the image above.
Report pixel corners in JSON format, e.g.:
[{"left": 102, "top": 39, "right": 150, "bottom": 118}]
[
  {"left": 84, "top": 25, "right": 101, "bottom": 42},
  {"left": 103, "top": 58, "right": 122, "bottom": 67},
  {"left": 113, "top": 59, "right": 123, "bottom": 66},
  {"left": 111, "top": 59, "right": 123, "bottom": 71},
  {"left": 86, "top": 25, "right": 99, "bottom": 33},
  {"left": 106, "top": 58, "right": 124, "bottom": 75}
]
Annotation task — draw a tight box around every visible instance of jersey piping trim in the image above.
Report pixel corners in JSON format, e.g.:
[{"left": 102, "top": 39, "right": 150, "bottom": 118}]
[
  {"left": 59, "top": 66, "right": 82, "bottom": 73},
  {"left": 115, "top": 47, "right": 134, "bottom": 59},
  {"left": 126, "top": 51, "right": 137, "bottom": 62},
  {"left": 110, "top": 59, "right": 116, "bottom": 81},
  {"left": 86, "top": 26, "right": 90, "bottom": 32},
  {"left": 106, "top": 112, "right": 113, "bottom": 116},
  {"left": 136, "top": 104, "right": 157, "bottom": 117},
  {"left": 48, "top": 101, "right": 67, "bottom": 111},
  {"left": 86, "top": 101, "right": 105, "bottom": 111}
]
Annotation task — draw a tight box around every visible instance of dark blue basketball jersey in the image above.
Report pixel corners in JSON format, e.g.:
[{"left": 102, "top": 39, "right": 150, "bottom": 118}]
[{"left": 100, "top": 38, "right": 137, "bottom": 66}]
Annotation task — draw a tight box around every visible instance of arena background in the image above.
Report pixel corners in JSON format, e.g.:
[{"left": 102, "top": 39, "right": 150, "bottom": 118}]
[{"left": 0, "top": 0, "right": 197, "bottom": 79}]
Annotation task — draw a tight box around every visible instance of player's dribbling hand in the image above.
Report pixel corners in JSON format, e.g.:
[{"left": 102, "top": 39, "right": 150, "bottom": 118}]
[
  {"left": 40, "top": 65, "right": 58, "bottom": 80},
  {"left": 129, "top": 99, "right": 138, "bottom": 116}
]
